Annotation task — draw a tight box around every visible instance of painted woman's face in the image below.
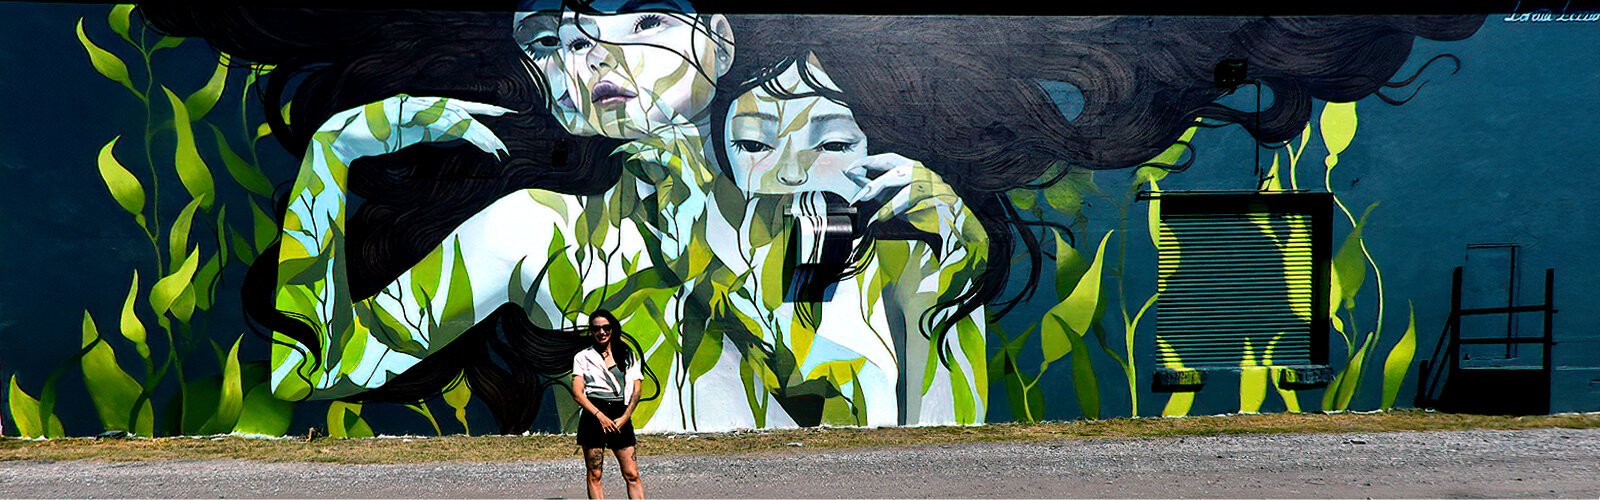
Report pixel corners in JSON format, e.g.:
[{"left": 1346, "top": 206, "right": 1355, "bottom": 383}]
[
  {"left": 514, "top": 11, "right": 732, "bottom": 139},
  {"left": 724, "top": 57, "right": 868, "bottom": 196}
]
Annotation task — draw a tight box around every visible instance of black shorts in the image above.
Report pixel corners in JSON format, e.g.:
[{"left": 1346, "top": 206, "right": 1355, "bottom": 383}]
[{"left": 577, "top": 398, "right": 637, "bottom": 450}]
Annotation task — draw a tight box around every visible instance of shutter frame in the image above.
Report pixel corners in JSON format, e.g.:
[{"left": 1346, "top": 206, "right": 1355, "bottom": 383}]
[{"left": 1153, "top": 192, "right": 1333, "bottom": 371}]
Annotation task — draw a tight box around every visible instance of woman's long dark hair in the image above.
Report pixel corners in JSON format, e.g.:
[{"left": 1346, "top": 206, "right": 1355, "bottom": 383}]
[
  {"left": 141, "top": 3, "right": 633, "bottom": 433},
  {"left": 710, "top": 15, "right": 1484, "bottom": 359}
]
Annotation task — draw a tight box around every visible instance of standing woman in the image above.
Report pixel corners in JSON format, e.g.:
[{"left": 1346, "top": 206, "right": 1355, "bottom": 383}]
[{"left": 572, "top": 309, "right": 645, "bottom": 499}]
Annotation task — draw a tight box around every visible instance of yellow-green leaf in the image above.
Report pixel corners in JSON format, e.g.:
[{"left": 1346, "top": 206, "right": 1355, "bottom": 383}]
[
  {"left": 150, "top": 248, "right": 200, "bottom": 316},
  {"left": 442, "top": 375, "right": 473, "bottom": 435},
  {"left": 151, "top": 36, "right": 184, "bottom": 51},
  {"left": 1381, "top": 303, "right": 1418, "bottom": 410},
  {"left": 200, "top": 335, "right": 245, "bottom": 434},
  {"left": 118, "top": 271, "right": 150, "bottom": 361},
  {"left": 168, "top": 196, "right": 206, "bottom": 266},
  {"left": 210, "top": 126, "right": 275, "bottom": 198},
  {"left": 79, "top": 311, "right": 151, "bottom": 434},
  {"left": 1320, "top": 101, "right": 1359, "bottom": 170},
  {"left": 163, "top": 87, "right": 215, "bottom": 209},
  {"left": 96, "top": 136, "right": 146, "bottom": 226},
  {"left": 233, "top": 382, "right": 293, "bottom": 436},
  {"left": 184, "top": 55, "right": 230, "bottom": 121},
  {"left": 1063, "top": 315, "right": 1100, "bottom": 419},
  {"left": 75, "top": 18, "right": 142, "bottom": 100},
  {"left": 1161, "top": 390, "right": 1194, "bottom": 417},
  {"left": 1053, "top": 231, "right": 1088, "bottom": 300},
  {"left": 1041, "top": 230, "right": 1112, "bottom": 363},
  {"left": 8, "top": 376, "right": 64, "bottom": 438},
  {"left": 108, "top": 5, "right": 134, "bottom": 46}
]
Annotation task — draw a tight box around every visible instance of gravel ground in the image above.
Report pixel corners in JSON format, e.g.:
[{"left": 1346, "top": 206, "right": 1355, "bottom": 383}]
[{"left": 2, "top": 428, "right": 1597, "bottom": 498}]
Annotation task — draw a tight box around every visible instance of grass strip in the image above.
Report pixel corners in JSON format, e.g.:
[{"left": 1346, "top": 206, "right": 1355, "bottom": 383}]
[{"left": 2, "top": 410, "right": 1595, "bottom": 463}]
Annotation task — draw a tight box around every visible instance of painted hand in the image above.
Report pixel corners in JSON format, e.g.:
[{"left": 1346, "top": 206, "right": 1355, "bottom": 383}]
[
  {"left": 316, "top": 95, "right": 514, "bottom": 165},
  {"left": 844, "top": 153, "right": 919, "bottom": 205}
]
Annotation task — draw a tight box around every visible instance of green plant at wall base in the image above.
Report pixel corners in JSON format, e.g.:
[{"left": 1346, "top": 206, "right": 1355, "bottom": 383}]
[
  {"left": 3, "top": 6, "right": 296, "bottom": 438},
  {"left": 1260, "top": 101, "right": 1419, "bottom": 413}
]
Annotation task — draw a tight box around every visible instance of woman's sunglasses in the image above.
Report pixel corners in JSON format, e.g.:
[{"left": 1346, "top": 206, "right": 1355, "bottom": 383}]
[{"left": 590, "top": 324, "right": 616, "bottom": 333}]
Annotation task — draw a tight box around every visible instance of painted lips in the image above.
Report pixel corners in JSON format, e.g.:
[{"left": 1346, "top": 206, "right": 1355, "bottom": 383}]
[{"left": 590, "top": 80, "right": 638, "bottom": 107}]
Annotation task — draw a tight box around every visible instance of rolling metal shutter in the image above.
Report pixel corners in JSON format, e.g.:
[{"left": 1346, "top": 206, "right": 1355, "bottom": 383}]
[{"left": 1154, "top": 193, "right": 1331, "bottom": 368}]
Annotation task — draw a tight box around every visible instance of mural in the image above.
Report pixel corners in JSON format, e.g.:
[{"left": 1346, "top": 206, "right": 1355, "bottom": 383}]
[{"left": 2, "top": 2, "right": 1595, "bottom": 438}]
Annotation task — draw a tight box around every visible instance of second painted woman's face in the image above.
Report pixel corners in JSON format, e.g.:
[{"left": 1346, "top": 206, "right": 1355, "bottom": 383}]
[
  {"left": 724, "top": 57, "right": 868, "bottom": 196},
  {"left": 514, "top": 11, "right": 732, "bottom": 139}
]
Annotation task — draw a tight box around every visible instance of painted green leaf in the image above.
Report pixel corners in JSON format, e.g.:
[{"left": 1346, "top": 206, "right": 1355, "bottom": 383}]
[
  {"left": 232, "top": 382, "right": 293, "bottom": 436},
  {"left": 117, "top": 271, "right": 150, "bottom": 361},
  {"left": 363, "top": 100, "right": 392, "bottom": 142},
  {"left": 1161, "top": 391, "right": 1194, "bottom": 417},
  {"left": 407, "top": 98, "right": 449, "bottom": 127},
  {"left": 1053, "top": 231, "right": 1088, "bottom": 300},
  {"left": 193, "top": 254, "right": 223, "bottom": 311},
  {"left": 168, "top": 196, "right": 206, "bottom": 267},
  {"left": 1239, "top": 366, "right": 1268, "bottom": 414},
  {"left": 1008, "top": 189, "right": 1037, "bottom": 211},
  {"left": 75, "top": 18, "right": 142, "bottom": 100},
  {"left": 8, "top": 376, "right": 64, "bottom": 438},
  {"left": 150, "top": 248, "right": 200, "bottom": 316},
  {"left": 151, "top": 36, "right": 184, "bottom": 51},
  {"left": 107, "top": 5, "right": 134, "bottom": 45},
  {"left": 1320, "top": 101, "right": 1359, "bottom": 166},
  {"left": 183, "top": 55, "right": 230, "bottom": 121},
  {"left": 1333, "top": 203, "right": 1378, "bottom": 307},
  {"left": 1381, "top": 303, "right": 1418, "bottom": 410},
  {"left": 229, "top": 229, "right": 255, "bottom": 265},
  {"left": 545, "top": 232, "right": 580, "bottom": 310},
  {"left": 1324, "top": 333, "right": 1376, "bottom": 412},
  {"left": 1062, "top": 314, "right": 1100, "bottom": 419},
  {"left": 1041, "top": 230, "right": 1112, "bottom": 363},
  {"left": 163, "top": 87, "right": 216, "bottom": 209},
  {"left": 1146, "top": 179, "right": 1162, "bottom": 250},
  {"left": 96, "top": 136, "right": 145, "bottom": 225},
  {"left": 404, "top": 403, "right": 443, "bottom": 436},
  {"left": 79, "top": 311, "right": 151, "bottom": 434},
  {"left": 326, "top": 401, "right": 373, "bottom": 438},
  {"left": 256, "top": 122, "right": 272, "bottom": 141},
  {"left": 1147, "top": 125, "right": 1199, "bottom": 167},
  {"left": 443, "top": 238, "right": 477, "bottom": 327},
  {"left": 210, "top": 125, "right": 274, "bottom": 197},
  {"left": 250, "top": 200, "right": 276, "bottom": 252},
  {"left": 688, "top": 332, "right": 725, "bottom": 382},
  {"left": 196, "top": 335, "right": 245, "bottom": 434},
  {"left": 442, "top": 375, "right": 473, "bottom": 435}
]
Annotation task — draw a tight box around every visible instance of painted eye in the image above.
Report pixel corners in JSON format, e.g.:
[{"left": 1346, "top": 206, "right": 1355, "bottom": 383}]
[
  {"left": 816, "top": 141, "right": 857, "bottom": 153},
  {"left": 634, "top": 14, "right": 665, "bottom": 32},
  {"left": 733, "top": 140, "right": 774, "bottom": 153},
  {"left": 567, "top": 38, "right": 593, "bottom": 51},
  {"left": 532, "top": 35, "right": 559, "bottom": 48}
]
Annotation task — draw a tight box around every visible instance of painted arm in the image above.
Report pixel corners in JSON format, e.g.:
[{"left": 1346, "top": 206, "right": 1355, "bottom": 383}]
[
  {"left": 271, "top": 95, "right": 549, "bottom": 400},
  {"left": 857, "top": 157, "right": 990, "bottom": 425}
]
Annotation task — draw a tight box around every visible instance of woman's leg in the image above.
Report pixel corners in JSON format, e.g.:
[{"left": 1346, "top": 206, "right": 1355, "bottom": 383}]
[
  {"left": 614, "top": 446, "right": 644, "bottom": 499},
  {"left": 584, "top": 446, "right": 607, "bottom": 499}
]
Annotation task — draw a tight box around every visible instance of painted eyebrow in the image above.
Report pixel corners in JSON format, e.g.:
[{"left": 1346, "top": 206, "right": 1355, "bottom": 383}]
[
  {"left": 732, "top": 111, "right": 780, "bottom": 122},
  {"left": 809, "top": 113, "right": 855, "bottom": 125},
  {"left": 616, "top": 0, "right": 694, "bottom": 13}
]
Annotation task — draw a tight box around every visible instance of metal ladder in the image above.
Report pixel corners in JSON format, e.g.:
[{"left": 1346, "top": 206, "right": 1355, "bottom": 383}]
[{"left": 1418, "top": 266, "right": 1556, "bottom": 414}]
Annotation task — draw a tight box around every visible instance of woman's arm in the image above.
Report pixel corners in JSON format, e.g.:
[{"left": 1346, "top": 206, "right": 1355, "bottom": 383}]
[
  {"left": 270, "top": 95, "right": 561, "bottom": 400},
  {"left": 571, "top": 373, "right": 616, "bottom": 432},
  {"left": 616, "top": 359, "right": 645, "bottom": 429}
]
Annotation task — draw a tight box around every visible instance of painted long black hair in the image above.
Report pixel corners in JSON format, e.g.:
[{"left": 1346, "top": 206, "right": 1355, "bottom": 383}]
[
  {"left": 710, "top": 15, "right": 1484, "bottom": 358},
  {"left": 140, "top": 3, "right": 637, "bottom": 433}
]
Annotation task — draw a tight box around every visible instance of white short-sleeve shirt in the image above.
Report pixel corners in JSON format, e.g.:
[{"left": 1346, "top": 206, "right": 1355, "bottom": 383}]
[{"left": 572, "top": 346, "right": 644, "bottom": 405}]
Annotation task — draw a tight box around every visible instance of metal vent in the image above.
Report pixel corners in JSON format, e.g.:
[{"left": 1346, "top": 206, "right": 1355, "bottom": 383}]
[{"left": 1154, "top": 193, "right": 1331, "bottom": 368}]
